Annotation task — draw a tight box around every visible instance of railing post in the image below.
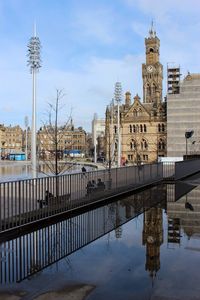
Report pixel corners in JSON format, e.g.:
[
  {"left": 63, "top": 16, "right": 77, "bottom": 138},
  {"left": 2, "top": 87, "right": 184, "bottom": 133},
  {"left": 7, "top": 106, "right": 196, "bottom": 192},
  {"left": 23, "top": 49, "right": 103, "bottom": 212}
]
[{"left": 18, "top": 181, "right": 21, "bottom": 227}]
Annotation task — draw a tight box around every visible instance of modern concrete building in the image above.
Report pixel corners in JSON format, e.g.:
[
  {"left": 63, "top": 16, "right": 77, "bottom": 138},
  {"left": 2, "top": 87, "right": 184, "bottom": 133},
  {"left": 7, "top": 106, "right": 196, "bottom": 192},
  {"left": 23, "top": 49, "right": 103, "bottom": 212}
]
[
  {"left": 167, "top": 73, "right": 200, "bottom": 158},
  {"left": 92, "top": 114, "right": 105, "bottom": 162}
]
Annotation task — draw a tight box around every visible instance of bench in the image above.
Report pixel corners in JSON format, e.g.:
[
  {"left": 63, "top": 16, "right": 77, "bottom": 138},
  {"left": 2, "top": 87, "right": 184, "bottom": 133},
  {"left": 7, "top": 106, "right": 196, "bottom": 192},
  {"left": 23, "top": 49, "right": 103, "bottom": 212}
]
[{"left": 37, "top": 193, "right": 70, "bottom": 208}]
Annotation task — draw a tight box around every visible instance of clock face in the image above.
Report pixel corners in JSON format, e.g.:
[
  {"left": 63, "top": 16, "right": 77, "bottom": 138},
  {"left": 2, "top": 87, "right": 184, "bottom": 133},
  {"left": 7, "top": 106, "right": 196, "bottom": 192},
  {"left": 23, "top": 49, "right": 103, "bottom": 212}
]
[{"left": 147, "top": 65, "right": 154, "bottom": 73}]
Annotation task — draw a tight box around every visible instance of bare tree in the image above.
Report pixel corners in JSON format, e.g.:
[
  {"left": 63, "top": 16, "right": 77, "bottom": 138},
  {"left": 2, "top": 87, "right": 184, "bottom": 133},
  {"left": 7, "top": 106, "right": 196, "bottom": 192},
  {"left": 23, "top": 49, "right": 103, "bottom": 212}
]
[{"left": 38, "top": 89, "right": 73, "bottom": 177}]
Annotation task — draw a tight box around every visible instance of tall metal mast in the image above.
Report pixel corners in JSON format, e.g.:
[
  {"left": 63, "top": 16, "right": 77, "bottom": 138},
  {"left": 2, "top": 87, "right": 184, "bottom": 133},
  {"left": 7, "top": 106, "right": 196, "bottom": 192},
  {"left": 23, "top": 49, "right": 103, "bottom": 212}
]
[
  {"left": 27, "top": 24, "right": 41, "bottom": 178},
  {"left": 114, "top": 82, "right": 122, "bottom": 168}
]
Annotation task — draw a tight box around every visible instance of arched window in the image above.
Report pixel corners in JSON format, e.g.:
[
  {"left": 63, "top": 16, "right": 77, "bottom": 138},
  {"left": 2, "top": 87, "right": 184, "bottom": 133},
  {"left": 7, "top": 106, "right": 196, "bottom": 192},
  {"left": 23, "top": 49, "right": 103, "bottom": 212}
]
[
  {"left": 130, "top": 139, "right": 136, "bottom": 150},
  {"left": 158, "top": 124, "right": 161, "bottom": 132},
  {"left": 144, "top": 124, "right": 147, "bottom": 132},
  {"left": 162, "top": 123, "right": 165, "bottom": 132},
  {"left": 152, "top": 83, "right": 156, "bottom": 95},
  {"left": 149, "top": 48, "right": 154, "bottom": 53},
  {"left": 133, "top": 125, "right": 136, "bottom": 133},
  {"left": 147, "top": 84, "right": 151, "bottom": 97},
  {"left": 114, "top": 125, "right": 117, "bottom": 134},
  {"left": 141, "top": 139, "right": 148, "bottom": 150},
  {"left": 158, "top": 139, "right": 165, "bottom": 150},
  {"left": 115, "top": 142, "right": 118, "bottom": 150},
  {"left": 140, "top": 124, "right": 143, "bottom": 132},
  {"left": 138, "top": 109, "right": 142, "bottom": 116},
  {"left": 129, "top": 125, "right": 132, "bottom": 133}
]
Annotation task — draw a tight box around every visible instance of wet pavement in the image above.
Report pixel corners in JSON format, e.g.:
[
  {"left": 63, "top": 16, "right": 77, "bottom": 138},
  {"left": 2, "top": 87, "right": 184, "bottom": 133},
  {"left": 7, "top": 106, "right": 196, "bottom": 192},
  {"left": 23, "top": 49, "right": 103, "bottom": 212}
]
[{"left": 0, "top": 181, "right": 200, "bottom": 300}]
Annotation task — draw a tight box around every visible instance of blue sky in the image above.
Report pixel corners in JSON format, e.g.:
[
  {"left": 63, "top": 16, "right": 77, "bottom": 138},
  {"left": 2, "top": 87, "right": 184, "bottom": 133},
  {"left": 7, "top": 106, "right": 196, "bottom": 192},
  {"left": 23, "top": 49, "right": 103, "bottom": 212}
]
[{"left": 0, "top": 0, "right": 200, "bottom": 132}]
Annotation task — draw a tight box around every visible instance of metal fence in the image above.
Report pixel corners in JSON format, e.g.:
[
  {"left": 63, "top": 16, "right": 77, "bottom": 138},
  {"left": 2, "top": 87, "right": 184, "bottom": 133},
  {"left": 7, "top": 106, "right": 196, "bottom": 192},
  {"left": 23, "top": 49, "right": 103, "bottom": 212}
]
[
  {"left": 163, "top": 162, "right": 175, "bottom": 179},
  {"left": 0, "top": 163, "right": 163, "bottom": 232},
  {"left": 0, "top": 184, "right": 166, "bottom": 283}
]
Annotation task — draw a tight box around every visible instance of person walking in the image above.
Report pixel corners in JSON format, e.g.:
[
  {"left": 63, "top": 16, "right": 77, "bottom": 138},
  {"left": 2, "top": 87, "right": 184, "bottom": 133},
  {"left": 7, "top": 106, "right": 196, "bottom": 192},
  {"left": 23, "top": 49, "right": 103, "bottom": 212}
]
[{"left": 81, "top": 166, "right": 87, "bottom": 177}]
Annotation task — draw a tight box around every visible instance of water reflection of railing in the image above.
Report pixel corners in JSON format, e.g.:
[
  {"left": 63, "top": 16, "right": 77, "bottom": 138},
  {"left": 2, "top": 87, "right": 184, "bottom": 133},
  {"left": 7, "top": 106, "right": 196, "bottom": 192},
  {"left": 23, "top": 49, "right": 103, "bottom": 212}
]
[
  {"left": 0, "top": 184, "right": 166, "bottom": 284},
  {"left": 0, "top": 163, "right": 163, "bottom": 232}
]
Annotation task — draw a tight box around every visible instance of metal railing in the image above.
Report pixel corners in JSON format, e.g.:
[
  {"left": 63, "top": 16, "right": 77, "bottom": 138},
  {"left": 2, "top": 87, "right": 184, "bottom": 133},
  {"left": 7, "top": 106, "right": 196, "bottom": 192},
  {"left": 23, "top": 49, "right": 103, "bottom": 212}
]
[
  {"left": 0, "top": 163, "right": 163, "bottom": 232},
  {"left": 0, "top": 184, "right": 166, "bottom": 283},
  {"left": 163, "top": 162, "right": 175, "bottom": 179}
]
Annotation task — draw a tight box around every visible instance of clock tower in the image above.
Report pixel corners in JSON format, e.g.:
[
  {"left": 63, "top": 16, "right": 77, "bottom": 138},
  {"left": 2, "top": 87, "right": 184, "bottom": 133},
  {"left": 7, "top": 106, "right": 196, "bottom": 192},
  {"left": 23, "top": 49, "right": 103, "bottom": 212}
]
[{"left": 142, "top": 23, "right": 163, "bottom": 104}]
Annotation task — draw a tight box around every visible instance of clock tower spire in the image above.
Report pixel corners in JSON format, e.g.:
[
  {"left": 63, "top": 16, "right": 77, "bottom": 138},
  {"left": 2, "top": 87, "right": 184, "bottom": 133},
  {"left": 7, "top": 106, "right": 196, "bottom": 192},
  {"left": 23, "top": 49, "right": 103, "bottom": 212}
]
[{"left": 142, "top": 23, "right": 163, "bottom": 104}]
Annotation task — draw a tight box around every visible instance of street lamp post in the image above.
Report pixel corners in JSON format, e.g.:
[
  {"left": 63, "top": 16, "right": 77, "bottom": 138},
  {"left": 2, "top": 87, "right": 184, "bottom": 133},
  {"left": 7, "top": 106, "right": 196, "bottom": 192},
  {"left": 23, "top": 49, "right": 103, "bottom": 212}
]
[
  {"left": 27, "top": 25, "right": 41, "bottom": 178},
  {"left": 114, "top": 82, "right": 122, "bottom": 168},
  {"left": 24, "top": 116, "right": 29, "bottom": 160},
  {"left": 185, "top": 130, "right": 194, "bottom": 159}
]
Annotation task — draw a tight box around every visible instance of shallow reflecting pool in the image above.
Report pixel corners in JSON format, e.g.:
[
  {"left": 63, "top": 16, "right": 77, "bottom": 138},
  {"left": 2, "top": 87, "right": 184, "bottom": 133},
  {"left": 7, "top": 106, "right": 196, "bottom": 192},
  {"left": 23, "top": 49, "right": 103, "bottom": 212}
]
[
  {"left": 0, "top": 182, "right": 200, "bottom": 300},
  {"left": 0, "top": 162, "right": 94, "bottom": 182}
]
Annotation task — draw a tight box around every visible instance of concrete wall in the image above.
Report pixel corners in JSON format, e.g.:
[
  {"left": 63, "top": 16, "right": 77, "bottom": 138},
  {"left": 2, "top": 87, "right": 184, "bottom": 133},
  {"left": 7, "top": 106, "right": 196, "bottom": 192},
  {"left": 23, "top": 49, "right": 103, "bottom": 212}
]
[{"left": 167, "top": 76, "right": 200, "bottom": 157}]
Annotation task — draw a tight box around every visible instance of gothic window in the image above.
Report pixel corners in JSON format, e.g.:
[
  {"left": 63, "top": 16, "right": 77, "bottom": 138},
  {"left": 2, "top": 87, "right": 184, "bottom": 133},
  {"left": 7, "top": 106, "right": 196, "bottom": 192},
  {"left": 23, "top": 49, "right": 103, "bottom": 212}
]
[
  {"left": 115, "top": 142, "right": 118, "bottom": 150},
  {"left": 140, "top": 124, "right": 143, "bottom": 132},
  {"left": 152, "top": 83, "right": 156, "bottom": 95},
  {"left": 129, "top": 125, "right": 132, "bottom": 133},
  {"left": 133, "top": 125, "right": 136, "bottom": 133},
  {"left": 162, "top": 123, "right": 165, "bottom": 132},
  {"left": 148, "top": 85, "right": 151, "bottom": 97},
  {"left": 141, "top": 139, "right": 148, "bottom": 150},
  {"left": 144, "top": 124, "right": 147, "bottom": 132},
  {"left": 114, "top": 125, "right": 117, "bottom": 134},
  {"left": 158, "top": 139, "right": 165, "bottom": 150},
  {"left": 138, "top": 109, "right": 142, "bottom": 116},
  {"left": 130, "top": 139, "right": 136, "bottom": 150},
  {"left": 149, "top": 48, "right": 154, "bottom": 53},
  {"left": 158, "top": 124, "right": 161, "bottom": 132}
]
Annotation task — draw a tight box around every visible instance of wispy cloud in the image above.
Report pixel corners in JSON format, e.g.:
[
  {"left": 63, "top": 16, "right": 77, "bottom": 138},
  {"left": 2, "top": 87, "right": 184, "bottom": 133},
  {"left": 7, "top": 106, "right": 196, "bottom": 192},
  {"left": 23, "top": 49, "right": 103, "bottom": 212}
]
[{"left": 0, "top": 0, "right": 200, "bottom": 131}]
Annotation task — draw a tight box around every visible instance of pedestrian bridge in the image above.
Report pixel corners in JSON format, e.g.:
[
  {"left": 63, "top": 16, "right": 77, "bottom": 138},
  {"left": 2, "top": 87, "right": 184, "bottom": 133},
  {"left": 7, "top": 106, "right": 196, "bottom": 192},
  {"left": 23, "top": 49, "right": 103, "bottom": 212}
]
[{"left": 0, "top": 159, "right": 200, "bottom": 234}]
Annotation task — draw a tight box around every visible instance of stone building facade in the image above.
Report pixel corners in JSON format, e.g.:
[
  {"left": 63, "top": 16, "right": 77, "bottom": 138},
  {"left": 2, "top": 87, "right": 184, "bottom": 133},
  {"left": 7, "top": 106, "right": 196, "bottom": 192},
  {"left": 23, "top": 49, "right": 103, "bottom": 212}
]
[
  {"left": 38, "top": 124, "right": 86, "bottom": 159},
  {"left": 105, "top": 26, "right": 167, "bottom": 165},
  {"left": 0, "top": 125, "right": 23, "bottom": 157}
]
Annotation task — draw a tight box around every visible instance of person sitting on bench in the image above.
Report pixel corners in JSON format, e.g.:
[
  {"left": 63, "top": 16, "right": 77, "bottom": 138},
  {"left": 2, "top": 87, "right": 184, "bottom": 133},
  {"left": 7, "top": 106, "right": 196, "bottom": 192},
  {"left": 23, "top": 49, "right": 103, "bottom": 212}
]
[
  {"left": 45, "top": 190, "right": 54, "bottom": 205},
  {"left": 97, "top": 178, "right": 105, "bottom": 191}
]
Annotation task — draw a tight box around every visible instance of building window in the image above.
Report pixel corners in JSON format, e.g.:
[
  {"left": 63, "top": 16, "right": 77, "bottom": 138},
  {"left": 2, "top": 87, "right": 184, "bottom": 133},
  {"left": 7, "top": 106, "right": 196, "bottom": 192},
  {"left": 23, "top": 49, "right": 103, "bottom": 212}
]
[
  {"left": 158, "top": 124, "right": 161, "bottom": 132},
  {"left": 143, "top": 154, "right": 148, "bottom": 161},
  {"left": 114, "top": 126, "right": 117, "bottom": 134},
  {"left": 130, "top": 139, "right": 136, "bottom": 150},
  {"left": 152, "top": 83, "right": 156, "bottom": 95},
  {"left": 138, "top": 109, "right": 142, "bottom": 116},
  {"left": 144, "top": 124, "right": 147, "bottom": 132},
  {"left": 141, "top": 139, "right": 148, "bottom": 150},
  {"left": 140, "top": 124, "right": 143, "bottom": 132},
  {"left": 162, "top": 123, "right": 165, "bottom": 132},
  {"left": 129, "top": 125, "right": 132, "bottom": 133},
  {"left": 128, "top": 154, "right": 133, "bottom": 161},
  {"left": 158, "top": 139, "right": 165, "bottom": 150},
  {"left": 133, "top": 125, "right": 136, "bottom": 133}
]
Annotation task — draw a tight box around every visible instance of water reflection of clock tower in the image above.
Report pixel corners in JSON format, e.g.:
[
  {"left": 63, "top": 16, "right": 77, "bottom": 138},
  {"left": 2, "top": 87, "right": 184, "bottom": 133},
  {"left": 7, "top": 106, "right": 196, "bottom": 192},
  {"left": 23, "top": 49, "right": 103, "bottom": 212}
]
[
  {"left": 142, "top": 24, "right": 163, "bottom": 104},
  {"left": 142, "top": 207, "right": 163, "bottom": 278}
]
